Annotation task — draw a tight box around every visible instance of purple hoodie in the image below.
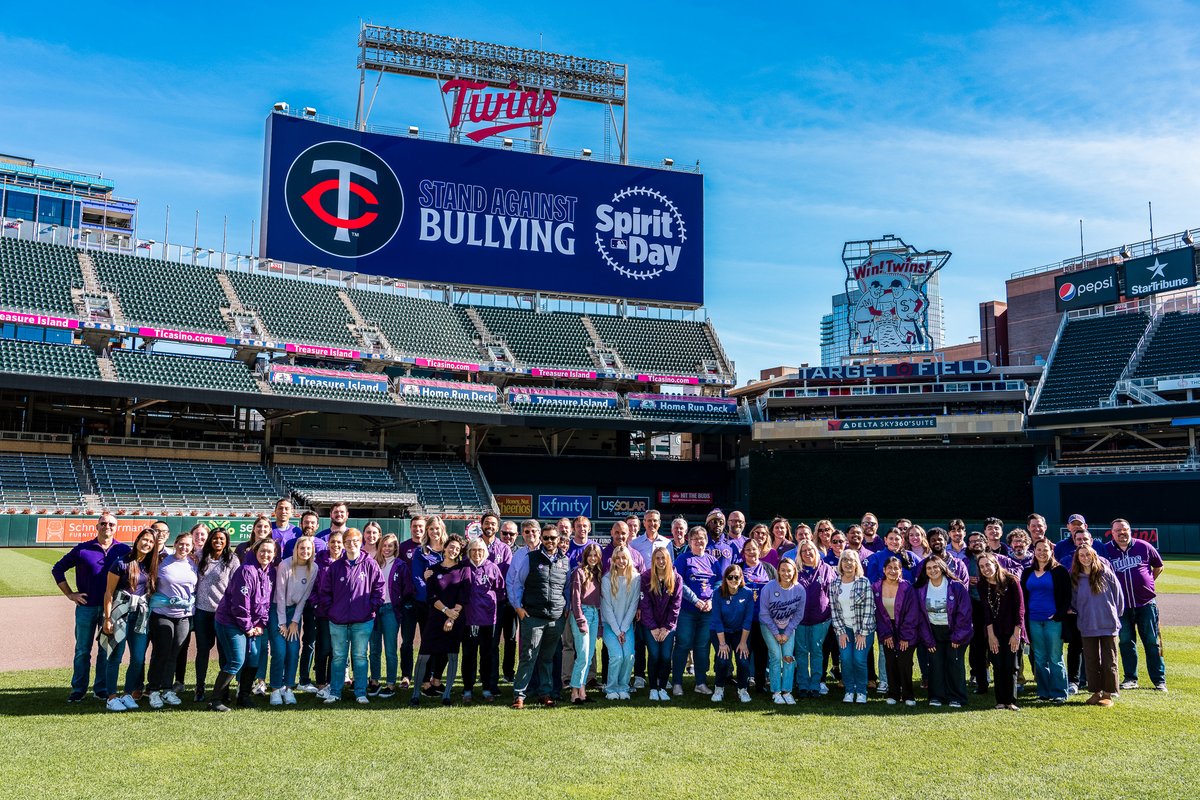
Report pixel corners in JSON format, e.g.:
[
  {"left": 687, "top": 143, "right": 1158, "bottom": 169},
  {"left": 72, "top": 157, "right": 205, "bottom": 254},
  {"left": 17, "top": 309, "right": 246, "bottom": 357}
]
[
  {"left": 215, "top": 562, "right": 273, "bottom": 633},
  {"left": 872, "top": 580, "right": 922, "bottom": 644},
  {"left": 639, "top": 571, "right": 683, "bottom": 631},
  {"left": 796, "top": 562, "right": 836, "bottom": 624},
  {"left": 317, "top": 554, "right": 383, "bottom": 625},
  {"left": 915, "top": 579, "right": 973, "bottom": 648},
  {"left": 464, "top": 558, "right": 505, "bottom": 626}
]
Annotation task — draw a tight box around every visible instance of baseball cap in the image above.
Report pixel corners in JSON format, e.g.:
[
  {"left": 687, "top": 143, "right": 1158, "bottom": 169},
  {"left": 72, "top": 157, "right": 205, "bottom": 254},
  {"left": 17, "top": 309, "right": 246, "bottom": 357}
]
[{"left": 1067, "top": 514, "right": 1086, "bottom": 525}]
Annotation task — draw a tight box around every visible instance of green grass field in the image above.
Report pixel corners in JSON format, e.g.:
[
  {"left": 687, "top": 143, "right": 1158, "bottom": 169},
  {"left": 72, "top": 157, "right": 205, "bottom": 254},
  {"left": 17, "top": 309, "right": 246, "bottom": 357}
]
[{"left": 1, "top": 629, "right": 1197, "bottom": 799}]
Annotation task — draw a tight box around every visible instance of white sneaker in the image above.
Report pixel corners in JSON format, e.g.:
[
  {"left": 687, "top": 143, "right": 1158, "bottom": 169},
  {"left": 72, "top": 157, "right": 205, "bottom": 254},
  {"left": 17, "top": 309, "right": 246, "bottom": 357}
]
[
  {"left": 162, "top": 690, "right": 182, "bottom": 706},
  {"left": 949, "top": 701, "right": 963, "bottom": 708},
  {"left": 633, "top": 677, "right": 646, "bottom": 690},
  {"left": 323, "top": 694, "right": 340, "bottom": 704},
  {"left": 694, "top": 684, "right": 712, "bottom": 695},
  {"left": 269, "top": 689, "right": 283, "bottom": 706},
  {"left": 855, "top": 693, "right": 867, "bottom": 704},
  {"left": 671, "top": 684, "right": 683, "bottom": 697},
  {"left": 905, "top": 699, "right": 917, "bottom": 707},
  {"left": 711, "top": 687, "right": 724, "bottom": 702},
  {"left": 782, "top": 693, "right": 795, "bottom": 705},
  {"left": 355, "top": 696, "right": 369, "bottom": 705},
  {"left": 818, "top": 682, "right": 829, "bottom": 696},
  {"left": 647, "top": 689, "right": 660, "bottom": 701},
  {"left": 1067, "top": 683, "right": 1079, "bottom": 696},
  {"left": 105, "top": 696, "right": 126, "bottom": 712},
  {"left": 737, "top": 688, "right": 752, "bottom": 703},
  {"left": 606, "top": 692, "right": 620, "bottom": 700},
  {"left": 252, "top": 679, "right": 267, "bottom": 696},
  {"left": 886, "top": 697, "right": 897, "bottom": 705},
  {"left": 283, "top": 688, "right": 297, "bottom": 705},
  {"left": 120, "top": 693, "right": 138, "bottom": 710},
  {"left": 297, "top": 683, "right": 318, "bottom": 694},
  {"left": 843, "top": 692, "right": 855, "bottom": 703},
  {"left": 1120, "top": 679, "right": 1138, "bottom": 690},
  {"left": 660, "top": 689, "right": 671, "bottom": 702},
  {"left": 618, "top": 692, "right": 630, "bottom": 700},
  {"left": 148, "top": 691, "right": 164, "bottom": 709},
  {"left": 877, "top": 682, "right": 889, "bottom": 695},
  {"left": 772, "top": 692, "right": 785, "bottom": 705},
  {"left": 315, "top": 687, "right": 332, "bottom": 701},
  {"left": 929, "top": 699, "right": 943, "bottom": 707}
]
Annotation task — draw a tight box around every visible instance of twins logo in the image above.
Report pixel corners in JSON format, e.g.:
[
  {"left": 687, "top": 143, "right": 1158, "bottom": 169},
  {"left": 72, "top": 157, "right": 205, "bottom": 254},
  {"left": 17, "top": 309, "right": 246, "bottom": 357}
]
[
  {"left": 1059, "top": 283, "right": 1077, "bottom": 302},
  {"left": 594, "top": 186, "right": 687, "bottom": 281},
  {"left": 284, "top": 141, "right": 404, "bottom": 258}
]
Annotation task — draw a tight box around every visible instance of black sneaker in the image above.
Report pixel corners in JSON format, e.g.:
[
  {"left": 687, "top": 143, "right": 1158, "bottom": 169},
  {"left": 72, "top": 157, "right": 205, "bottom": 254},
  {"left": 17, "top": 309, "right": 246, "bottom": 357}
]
[
  {"left": 367, "top": 682, "right": 382, "bottom": 697},
  {"left": 379, "top": 686, "right": 395, "bottom": 699},
  {"left": 93, "top": 691, "right": 109, "bottom": 701},
  {"left": 421, "top": 684, "right": 442, "bottom": 697},
  {"left": 67, "top": 691, "right": 86, "bottom": 703},
  {"left": 209, "top": 700, "right": 231, "bottom": 712},
  {"left": 194, "top": 691, "right": 206, "bottom": 703},
  {"left": 236, "top": 694, "right": 256, "bottom": 708}
]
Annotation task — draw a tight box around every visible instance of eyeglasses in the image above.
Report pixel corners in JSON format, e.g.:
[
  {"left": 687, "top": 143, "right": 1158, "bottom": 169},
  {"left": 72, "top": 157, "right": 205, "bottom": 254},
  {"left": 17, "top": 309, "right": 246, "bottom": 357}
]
[
  {"left": 98, "top": 522, "right": 117, "bottom": 527},
  {"left": 862, "top": 521, "right": 877, "bottom": 527},
  {"left": 831, "top": 539, "right": 846, "bottom": 545}
]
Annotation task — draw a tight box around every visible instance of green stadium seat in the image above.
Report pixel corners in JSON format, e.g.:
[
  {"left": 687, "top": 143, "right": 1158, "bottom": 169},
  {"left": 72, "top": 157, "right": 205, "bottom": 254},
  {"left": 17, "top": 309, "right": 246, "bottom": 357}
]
[
  {"left": 91, "top": 251, "right": 229, "bottom": 334},
  {"left": 0, "top": 339, "right": 100, "bottom": 380},
  {"left": 111, "top": 349, "right": 260, "bottom": 394},
  {"left": 0, "top": 238, "right": 84, "bottom": 315}
]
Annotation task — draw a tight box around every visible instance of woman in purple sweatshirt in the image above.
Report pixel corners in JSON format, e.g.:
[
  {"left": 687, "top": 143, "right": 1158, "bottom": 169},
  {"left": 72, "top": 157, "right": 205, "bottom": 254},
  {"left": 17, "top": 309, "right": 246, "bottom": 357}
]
[
  {"left": 1071, "top": 544, "right": 1126, "bottom": 707},
  {"left": 794, "top": 541, "right": 835, "bottom": 698},
  {"left": 640, "top": 547, "right": 683, "bottom": 702},
  {"left": 872, "top": 556, "right": 922, "bottom": 707},
  {"left": 317, "top": 528, "right": 384, "bottom": 705},
  {"left": 915, "top": 556, "right": 973, "bottom": 708},
  {"left": 980, "top": 552, "right": 1026, "bottom": 711},
  {"left": 311, "top": 531, "right": 343, "bottom": 700},
  {"left": 211, "top": 537, "right": 275, "bottom": 712},
  {"left": 411, "top": 534, "right": 471, "bottom": 706},
  {"left": 759, "top": 558, "right": 806, "bottom": 705},
  {"left": 461, "top": 536, "right": 505, "bottom": 703}
]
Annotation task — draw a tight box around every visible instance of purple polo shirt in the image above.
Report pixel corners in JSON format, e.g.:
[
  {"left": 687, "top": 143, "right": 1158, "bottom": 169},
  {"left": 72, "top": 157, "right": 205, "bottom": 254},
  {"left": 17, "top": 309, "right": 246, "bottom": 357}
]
[
  {"left": 51, "top": 537, "right": 132, "bottom": 607},
  {"left": 1103, "top": 539, "right": 1163, "bottom": 608}
]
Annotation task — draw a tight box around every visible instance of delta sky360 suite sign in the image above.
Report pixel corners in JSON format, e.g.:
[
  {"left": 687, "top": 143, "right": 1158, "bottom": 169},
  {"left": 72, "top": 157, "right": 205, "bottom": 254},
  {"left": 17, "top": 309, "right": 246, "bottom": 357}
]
[{"left": 261, "top": 114, "right": 705, "bottom": 304}]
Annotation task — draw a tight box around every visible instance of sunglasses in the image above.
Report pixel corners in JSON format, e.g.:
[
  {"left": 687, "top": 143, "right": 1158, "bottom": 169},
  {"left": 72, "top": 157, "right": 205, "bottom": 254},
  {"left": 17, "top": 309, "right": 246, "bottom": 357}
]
[
  {"left": 99, "top": 522, "right": 117, "bottom": 527},
  {"left": 542, "top": 535, "right": 560, "bottom": 541}
]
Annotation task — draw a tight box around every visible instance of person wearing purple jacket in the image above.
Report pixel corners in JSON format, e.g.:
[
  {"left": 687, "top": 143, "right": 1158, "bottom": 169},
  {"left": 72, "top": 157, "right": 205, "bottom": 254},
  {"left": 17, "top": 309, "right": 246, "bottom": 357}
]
[
  {"left": 794, "top": 542, "right": 835, "bottom": 698},
  {"left": 1071, "top": 544, "right": 1126, "bottom": 707},
  {"left": 318, "top": 528, "right": 384, "bottom": 705},
  {"left": 1104, "top": 519, "right": 1166, "bottom": 692},
  {"left": 920, "top": 529, "right": 968, "bottom": 585},
  {"left": 211, "top": 537, "right": 276, "bottom": 712},
  {"left": 672, "top": 526, "right": 721, "bottom": 696},
  {"left": 640, "top": 547, "right": 683, "bottom": 702},
  {"left": 461, "top": 537, "right": 506, "bottom": 703},
  {"left": 759, "top": 558, "right": 806, "bottom": 705},
  {"left": 979, "top": 552, "right": 1026, "bottom": 711},
  {"left": 311, "top": 531, "right": 344, "bottom": 699},
  {"left": 52, "top": 512, "right": 131, "bottom": 703},
  {"left": 915, "top": 556, "right": 973, "bottom": 708},
  {"left": 873, "top": 557, "right": 921, "bottom": 707}
]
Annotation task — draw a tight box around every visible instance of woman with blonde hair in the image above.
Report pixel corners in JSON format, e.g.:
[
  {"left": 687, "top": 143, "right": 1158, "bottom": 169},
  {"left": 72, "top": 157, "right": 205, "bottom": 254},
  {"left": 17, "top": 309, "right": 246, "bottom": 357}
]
[
  {"left": 1071, "top": 544, "right": 1125, "bottom": 707},
  {"left": 268, "top": 535, "right": 316, "bottom": 706},
  {"left": 830, "top": 548, "right": 875, "bottom": 703},
  {"left": 639, "top": 547, "right": 682, "bottom": 701},
  {"left": 759, "top": 557, "right": 805, "bottom": 705},
  {"left": 369, "top": 533, "right": 401, "bottom": 698},
  {"left": 600, "top": 546, "right": 640, "bottom": 700}
]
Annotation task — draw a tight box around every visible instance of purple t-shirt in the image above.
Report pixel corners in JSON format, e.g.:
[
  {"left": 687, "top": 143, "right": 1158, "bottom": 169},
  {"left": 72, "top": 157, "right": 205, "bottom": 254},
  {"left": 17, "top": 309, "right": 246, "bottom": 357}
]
[
  {"left": 109, "top": 556, "right": 151, "bottom": 597},
  {"left": 152, "top": 555, "right": 198, "bottom": 618},
  {"left": 1103, "top": 539, "right": 1163, "bottom": 608}
]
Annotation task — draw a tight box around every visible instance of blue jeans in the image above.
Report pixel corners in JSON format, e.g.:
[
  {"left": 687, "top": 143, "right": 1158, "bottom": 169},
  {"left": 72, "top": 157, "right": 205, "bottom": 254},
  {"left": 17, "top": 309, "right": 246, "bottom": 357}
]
[
  {"left": 602, "top": 624, "right": 636, "bottom": 694},
  {"left": 569, "top": 606, "right": 600, "bottom": 689},
  {"left": 645, "top": 629, "right": 675, "bottom": 691},
  {"left": 1028, "top": 619, "right": 1067, "bottom": 700},
  {"left": 795, "top": 621, "right": 831, "bottom": 693},
  {"left": 330, "top": 620, "right": 373, "bottom": 699},
  {"left": 255, "top": 607, "right": 273, "bottom": 683},
  {"left": 72, "top": 605, "right": 109, "bottom": 695},
  {"left": 105, "top": 628, "right": 148, "bottom": 697},
  {"left": 838, "top": 628, "right": 874, "bottom": 695},
  {"left": 370, "top": 603, "right": 400, "bottom": 685},
  {"left": 712, "top": 630, "right": 750, "bottom": 690},
  {"left": 1119, "top": 602, "right": 1166, "bottom": 685},
  {"left": 215, "top": 622, "right": 261, "bottom": 675},
  {"left": 672, "top": 608, "right": 712, "bottom": 687},
  {"left": 762, "top": 624, "right": 797, "bottom": 693},
  {"left": 269, "top": 605, "right": 303, "bottom": 689}
]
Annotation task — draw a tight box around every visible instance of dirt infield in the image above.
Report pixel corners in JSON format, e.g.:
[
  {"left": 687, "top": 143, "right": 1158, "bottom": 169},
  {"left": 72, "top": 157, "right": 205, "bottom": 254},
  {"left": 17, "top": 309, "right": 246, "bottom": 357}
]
[{"left": 2, "top": 593, "right": 1197, "bottom": 674}]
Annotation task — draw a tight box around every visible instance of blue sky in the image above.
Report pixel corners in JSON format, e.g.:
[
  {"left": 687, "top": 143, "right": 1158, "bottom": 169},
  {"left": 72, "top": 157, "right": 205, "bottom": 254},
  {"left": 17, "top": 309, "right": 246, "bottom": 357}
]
[{"left": 4, "top": 1, "right": 1200, "bottom": 380}]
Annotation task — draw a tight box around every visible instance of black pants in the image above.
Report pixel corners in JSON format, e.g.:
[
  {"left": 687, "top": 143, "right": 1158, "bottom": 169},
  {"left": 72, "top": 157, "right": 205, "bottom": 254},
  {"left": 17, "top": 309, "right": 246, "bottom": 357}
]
[
  {"left": 867, "top": 643, "right": 877, "bottom": 684},
  {"left": 1064, "top": 614, "right": 1086, "bottom": 685},
  {"left": 148, "top": 614, "right": 191, "bottom": 692},
  {"left": 315, "top": 617, "right": 332, "bottom": 686},
  {"left": 173, "top": 616, "right": 193, "bottom": 687},
  {"left": 749, "top": 622, "right": 769, "bottom": 691},
  {"left": 634, "top": 625, "right": 647, "bottom": 679},
  {"left": 991, "top": 646, "right": 1019, "bottom": 705},
  {"left": 192, "top": 609, "right": 222, "bottom": 691},
  {"left": 883, "top": 643, "right": 915, "bottom": 701},
  {"left": 969, "top": 600, "right": 990, "bottom": 690},
  {"left": 928, "top": 625, "right": 968, "bottom": 705},
  {"left": 297, "top": 604, "right": 317, "bottom": 685},
  {"left": 461, "top": 624, "right": 496, "bottom": 694},
  {"left": 822, "top": 624, "right": 841, "bottom": 681},
  {"left": 496, "top": 603, "right": 517, "bottom": 682}
]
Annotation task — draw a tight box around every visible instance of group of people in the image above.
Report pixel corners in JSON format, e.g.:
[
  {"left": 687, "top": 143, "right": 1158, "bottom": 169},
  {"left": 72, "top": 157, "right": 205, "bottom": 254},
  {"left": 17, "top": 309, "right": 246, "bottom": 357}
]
[{"left": 52, "top": 502, "right": 1168, "bottom": 713}]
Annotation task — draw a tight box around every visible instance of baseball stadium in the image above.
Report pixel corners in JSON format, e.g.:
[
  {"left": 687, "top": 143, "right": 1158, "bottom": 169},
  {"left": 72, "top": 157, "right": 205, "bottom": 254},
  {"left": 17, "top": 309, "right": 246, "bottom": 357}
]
[{"left": 0, "top": 14, "right": 1197, "bottom": 800}]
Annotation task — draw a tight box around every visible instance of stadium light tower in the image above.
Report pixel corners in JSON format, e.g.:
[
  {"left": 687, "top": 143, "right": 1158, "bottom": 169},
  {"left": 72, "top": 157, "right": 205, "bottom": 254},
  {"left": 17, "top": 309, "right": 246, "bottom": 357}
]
[{"left": 355, "top": 24, "right": 629, "bottom": 163}]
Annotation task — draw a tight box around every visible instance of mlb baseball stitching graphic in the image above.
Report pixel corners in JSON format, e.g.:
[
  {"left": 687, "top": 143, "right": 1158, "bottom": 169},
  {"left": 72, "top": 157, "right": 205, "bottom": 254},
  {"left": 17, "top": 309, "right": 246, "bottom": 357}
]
[{"left": 594, "top": 186, "right": 687, "bottom": 281}]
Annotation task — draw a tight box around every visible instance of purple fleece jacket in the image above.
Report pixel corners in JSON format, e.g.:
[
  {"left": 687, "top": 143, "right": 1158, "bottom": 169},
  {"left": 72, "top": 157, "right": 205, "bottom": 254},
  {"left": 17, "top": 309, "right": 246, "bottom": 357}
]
[
  {"left": 915, "top": 579, "right": 973, "bottom": 648},
  {"left": 215, "top": 562, "right": 273, "bottom": 633},
  {"left": 872, "top": 580, "right": 923, "bottom": 644},
  {"left": 317, "top": 554, "right": 383, "bottom": 625}
]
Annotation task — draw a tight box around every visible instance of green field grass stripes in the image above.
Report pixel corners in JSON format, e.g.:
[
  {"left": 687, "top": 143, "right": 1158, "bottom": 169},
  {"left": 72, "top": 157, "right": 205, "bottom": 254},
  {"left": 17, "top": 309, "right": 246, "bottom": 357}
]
[{"left": 0, "top": 549, "right": 66, "bottom": 598}]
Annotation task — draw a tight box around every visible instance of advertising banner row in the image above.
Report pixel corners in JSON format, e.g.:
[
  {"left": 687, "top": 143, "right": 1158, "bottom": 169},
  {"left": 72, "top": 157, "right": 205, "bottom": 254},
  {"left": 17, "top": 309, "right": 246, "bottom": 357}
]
[
  {"left": 493, "top": 492, "right": 715, "bottom": 520},
  {"left": 1054, "top": 247, "right": 1197, "bottom": 312}
]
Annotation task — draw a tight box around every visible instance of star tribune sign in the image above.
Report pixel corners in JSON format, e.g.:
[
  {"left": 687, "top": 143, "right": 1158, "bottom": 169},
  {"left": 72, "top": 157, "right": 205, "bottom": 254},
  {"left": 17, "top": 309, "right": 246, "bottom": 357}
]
[{"left": 1121, "top": 247, "right": 1197, "bottom": 299}]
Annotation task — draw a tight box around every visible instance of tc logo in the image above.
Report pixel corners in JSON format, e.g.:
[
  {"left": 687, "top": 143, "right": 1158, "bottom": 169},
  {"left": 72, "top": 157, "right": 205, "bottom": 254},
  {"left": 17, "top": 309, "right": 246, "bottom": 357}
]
[
  {"left": 1059, "top": 283, "right": 1076, "bottom": 302},
  {"left": 284, "top": 141, "right": 403, "bottom": 258}
]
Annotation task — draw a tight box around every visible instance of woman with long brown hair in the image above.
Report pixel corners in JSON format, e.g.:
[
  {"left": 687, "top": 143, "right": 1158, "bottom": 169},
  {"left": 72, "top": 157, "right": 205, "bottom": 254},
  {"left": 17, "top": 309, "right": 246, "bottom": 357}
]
[
  {"left": 1071, "top": 544, "right": 1125, "bottom": 706},
  {"left": 568, "top": 541, "right": 603, "bottom": 703},
  {"left": 979, "top": 552, "right": 1025, "bottom": 711},
  {"left": 100, "top": 527, "right": 160, "bottom": 711}
]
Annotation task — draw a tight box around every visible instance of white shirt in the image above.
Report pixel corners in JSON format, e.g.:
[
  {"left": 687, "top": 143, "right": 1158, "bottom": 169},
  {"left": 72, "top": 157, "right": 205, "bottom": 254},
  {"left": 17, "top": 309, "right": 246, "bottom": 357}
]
[{"left": 925, "top": 579, "right": 949, "bottom": 626}]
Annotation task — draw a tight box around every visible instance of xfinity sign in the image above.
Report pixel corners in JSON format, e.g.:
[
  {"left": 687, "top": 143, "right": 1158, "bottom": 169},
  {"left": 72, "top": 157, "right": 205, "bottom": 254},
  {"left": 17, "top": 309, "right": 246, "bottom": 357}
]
[{"left": 1054, "top": 264, "right": 1120, "bottom": 311}]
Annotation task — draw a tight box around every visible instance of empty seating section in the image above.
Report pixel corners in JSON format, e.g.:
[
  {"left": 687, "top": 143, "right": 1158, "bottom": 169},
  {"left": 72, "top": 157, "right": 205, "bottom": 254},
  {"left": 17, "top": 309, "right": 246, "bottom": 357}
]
[
  {"left": 226, "top": 271, "right": 357, "bottom": 347},
  {"left": 1035, "top": 313, "right": 1149, "bottom": 412},
  {"left": 278, "top": 465, "right": 413, "bottom": 505},
  {"left": 475, "top": 306, "right": 594, "bottom": 369},
  {"left": 0, "top": 339, "right": 100, "bottom": 380},
  {"left": 628, "top": 404, "right": 741, "bottom": 424},
  {"left": 590, "top": 314, "right": 718, "bottom": 374},
  {"left": 0, "top": 238, "right": 82, "bottom": 315},
  {"left": 91, "top": 252, "right": 228, "bottom": 333},
  {"left": 1134, "top": 312, "right": 1200, "bottom": 378},
  {"left": 348, "top": 289, "right": 479, "bottom": 360},
  {"left": 269, "top": 381, "right": 396, "bottom": 405},
  {"left": 89, "top": 457, "right": 277, "bottom": 509},
  {"left": 0, "top": 454, "right": 83, "bottom": 506},
  {"left": 111, "top": 349, "right": 259, "bottom": 394},
  {"left": 1056, "top": 447, "right": 1191, "bottom": 468},
  {"left": 394, "top": 456, "right": 492, "bottom": 516}
]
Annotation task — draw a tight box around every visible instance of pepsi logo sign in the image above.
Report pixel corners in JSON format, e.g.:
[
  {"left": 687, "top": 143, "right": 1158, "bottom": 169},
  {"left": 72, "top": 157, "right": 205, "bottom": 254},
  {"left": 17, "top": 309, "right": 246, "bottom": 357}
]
[{"left": 1059, "top": 282, "right": 1076, "bottom": 301}]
